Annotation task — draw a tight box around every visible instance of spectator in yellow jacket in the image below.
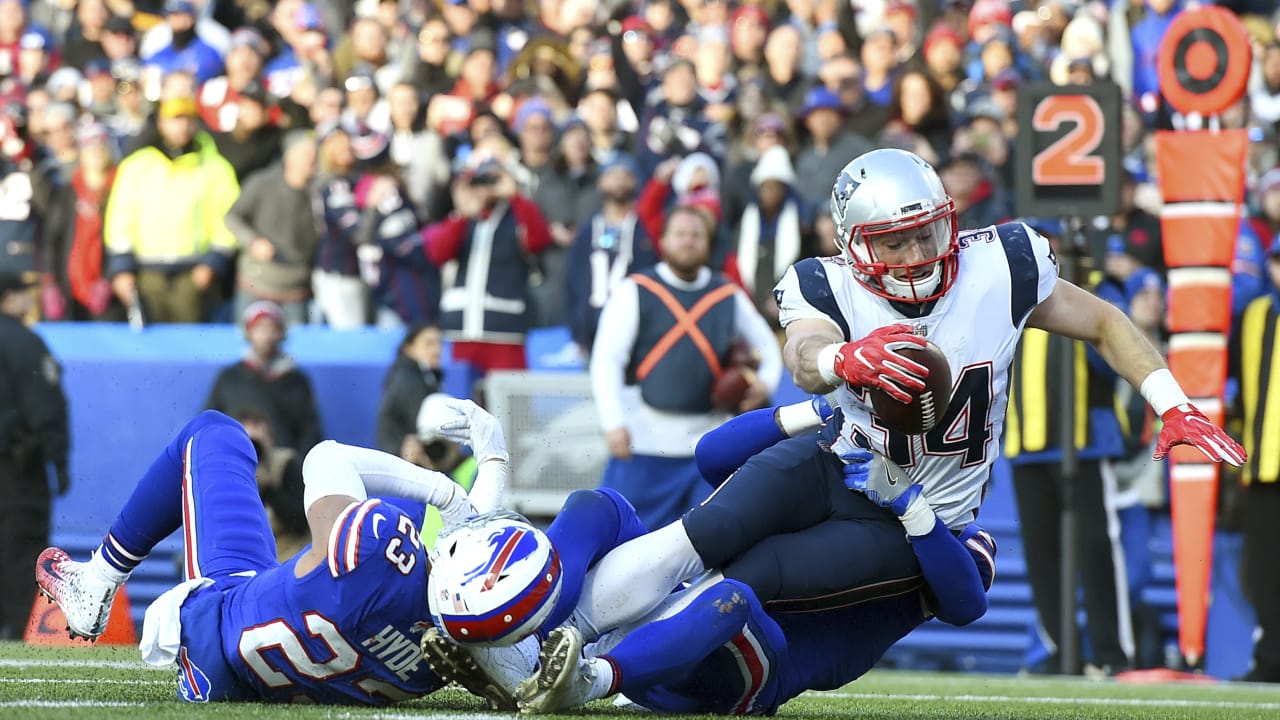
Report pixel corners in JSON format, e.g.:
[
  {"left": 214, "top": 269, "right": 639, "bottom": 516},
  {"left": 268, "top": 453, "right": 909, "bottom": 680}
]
[{"left": 104, "top": 95, "right": 240, "bottom": 323}]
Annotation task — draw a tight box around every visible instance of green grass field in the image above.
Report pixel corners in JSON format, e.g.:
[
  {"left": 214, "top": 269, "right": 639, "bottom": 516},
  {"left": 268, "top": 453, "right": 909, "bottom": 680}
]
[{"left": 3, "top": 642, "right": 1280, "bottom": 720}]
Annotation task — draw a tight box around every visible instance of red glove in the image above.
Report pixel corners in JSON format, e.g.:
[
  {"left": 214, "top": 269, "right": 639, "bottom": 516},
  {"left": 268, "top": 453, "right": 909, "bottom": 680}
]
[
  {"left": 1154, "top": 403, "right": 1246, "bottom": 466},
  {"left": 831, "top": 324, "right": 929, "bottom": 404}
]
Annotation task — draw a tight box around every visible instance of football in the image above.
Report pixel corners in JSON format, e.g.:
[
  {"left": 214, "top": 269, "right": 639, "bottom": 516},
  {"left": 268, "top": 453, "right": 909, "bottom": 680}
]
[
  {"left": 869, "top": 341, "right": 952, "bottom": 435},
  {"left": 711, "top": 367, "right": 753, "bottom": 412}
]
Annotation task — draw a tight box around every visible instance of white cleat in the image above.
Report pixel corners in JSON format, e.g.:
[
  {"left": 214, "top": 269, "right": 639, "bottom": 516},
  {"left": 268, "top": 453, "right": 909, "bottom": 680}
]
[
  {"left": 419, "top": 627, "right": 527, "bottom": 710},
  {"left": 516, "top": 626, "right": 596, "bottom": 714},
  {"left": 35, "top": 548, "right": 120, "bottom": 641}
]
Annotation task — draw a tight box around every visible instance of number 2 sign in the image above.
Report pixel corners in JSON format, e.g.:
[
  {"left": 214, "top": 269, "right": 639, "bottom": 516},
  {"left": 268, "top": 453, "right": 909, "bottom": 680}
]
[{"left": 1015, "top": 81, "right": 1121, "bottom": 219}]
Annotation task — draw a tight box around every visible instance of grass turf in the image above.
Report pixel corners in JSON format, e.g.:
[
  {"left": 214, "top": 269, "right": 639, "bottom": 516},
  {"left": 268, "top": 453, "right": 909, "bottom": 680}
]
[{"left": 2, "top": 641, "right": 1280, "bottom": 720}]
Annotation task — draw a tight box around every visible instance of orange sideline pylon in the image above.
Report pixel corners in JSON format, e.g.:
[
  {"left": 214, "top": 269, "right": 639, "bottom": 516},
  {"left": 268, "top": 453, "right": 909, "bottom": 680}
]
[{"left": 25, "top": 584, "right": 137, "bottom": 646}]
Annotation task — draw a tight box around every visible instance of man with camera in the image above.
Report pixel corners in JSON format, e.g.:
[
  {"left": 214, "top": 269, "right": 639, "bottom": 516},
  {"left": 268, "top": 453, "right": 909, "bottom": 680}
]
[{"left": 423, "top": 154, "right": 552, "bottom": 375}]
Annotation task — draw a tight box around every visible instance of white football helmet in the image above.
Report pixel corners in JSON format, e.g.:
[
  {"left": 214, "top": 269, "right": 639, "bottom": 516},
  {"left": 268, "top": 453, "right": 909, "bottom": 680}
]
[
  {"left": 829, "top": 148, "right": 959, "bottom": 303},
  {"left": 427, "top": 510, "right": 562, "bottom": 646}
]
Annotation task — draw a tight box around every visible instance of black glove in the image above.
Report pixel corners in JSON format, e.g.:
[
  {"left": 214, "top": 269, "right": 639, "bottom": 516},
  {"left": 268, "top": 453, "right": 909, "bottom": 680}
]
[{"left": 55, "top": 463, "right": 70, "bottom": 496}]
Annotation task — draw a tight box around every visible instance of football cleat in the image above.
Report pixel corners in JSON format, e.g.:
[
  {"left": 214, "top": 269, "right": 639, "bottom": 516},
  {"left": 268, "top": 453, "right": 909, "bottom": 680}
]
[
  {"left": 516, "top": 626, "right": 595, "bottom": 714},
  {"left": 419, "top": 626, "right": 524, "bottom": 710},
  {"left": 35, "top": 547, "right": 120, "bottom": 641}
]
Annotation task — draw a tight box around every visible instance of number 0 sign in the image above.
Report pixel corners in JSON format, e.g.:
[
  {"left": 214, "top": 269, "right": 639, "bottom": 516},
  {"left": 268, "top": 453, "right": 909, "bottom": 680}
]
[{"left": 1015, "top": 82, "right": 1121, "bottom": 218}]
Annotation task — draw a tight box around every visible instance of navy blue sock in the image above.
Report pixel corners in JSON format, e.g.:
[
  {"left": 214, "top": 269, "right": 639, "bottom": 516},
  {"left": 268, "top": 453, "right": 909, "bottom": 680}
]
[
  {"left": 606, "top": 579, "right": 752, "bottom": 691},
  {"left": 694, "top": 408, "right": 787, "bottom": 488},
  {"left": 544, "top": 488, "right": 646, "bottom": 628},
  {"left": 912, "top": 518, "right": 989, "bottom": 626},
  {"left": 99, "top": 411, "right": 237, "bottom": 575}
]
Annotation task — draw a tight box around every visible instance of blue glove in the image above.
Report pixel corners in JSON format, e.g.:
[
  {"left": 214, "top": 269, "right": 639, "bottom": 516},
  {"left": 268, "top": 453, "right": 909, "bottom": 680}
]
[
  {"left": 842, "top": 450, "right": 922, "bottom": 516},
  {"left": 811, "top": 394, "right": 834, "bottom": 425},
  {"left": 839, "top": 448, "right": 873, "bottom": 490}
]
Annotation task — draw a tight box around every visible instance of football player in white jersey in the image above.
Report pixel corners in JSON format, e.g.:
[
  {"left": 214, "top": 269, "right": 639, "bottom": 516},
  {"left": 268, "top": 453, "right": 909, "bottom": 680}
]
[
  {"left": 778, "top": 148, "right": 1242, "bottom": 527},
  {"left": 493, "top": 148, "right": 1245, "bottom": 679}
]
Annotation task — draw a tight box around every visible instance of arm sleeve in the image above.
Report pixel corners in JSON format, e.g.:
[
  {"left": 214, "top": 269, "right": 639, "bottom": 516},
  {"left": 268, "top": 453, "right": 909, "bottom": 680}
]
[
  {"left": 511, "top": 195, "right": 553, "bottom": 254},
  {"left": 732, "top": 288, "right": 783, "bottom": 394},
  {"left": 103, "top": 158, "right": 140, "bottom": 274},
  {"left": 302, "top": 440, "right": 474, "bottom": 526},
  {"left": 204, "top": 158, "right": 242, "bottom": 263},
  {"left": 913, "top": 520, "right": 996, "bottom": 627},
  {"left": 423, "top": 214, "right": 468, "bottom": 265},
  {"left": 695, "top": 407, "right": 789, "bottom": 487},
  {"left": 589, "top": 279, "right": 640, "bottom": 432},
  {"left": 222, "top": 173, "right": 263, "bottom": 246},
  {"left": 11, "top": 337, "right": 68, "bottom": 469}
]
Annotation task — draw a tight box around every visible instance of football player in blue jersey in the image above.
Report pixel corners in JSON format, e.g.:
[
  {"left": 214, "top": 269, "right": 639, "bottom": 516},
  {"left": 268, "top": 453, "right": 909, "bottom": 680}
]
[
  {"left": 33, "top": 404, "right": 546, "bottom": 705},
  {"left": 421, "top": 396, "right": 998, "bottom": 715}
]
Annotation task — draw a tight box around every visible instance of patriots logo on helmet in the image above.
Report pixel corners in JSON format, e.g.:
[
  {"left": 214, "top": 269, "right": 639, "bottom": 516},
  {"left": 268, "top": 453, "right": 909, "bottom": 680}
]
[{"left": 831, "top": 171, "right": 860, "bottom": 228}]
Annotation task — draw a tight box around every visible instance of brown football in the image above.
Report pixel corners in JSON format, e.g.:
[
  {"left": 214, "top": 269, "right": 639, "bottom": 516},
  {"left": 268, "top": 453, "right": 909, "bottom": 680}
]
[
  {"left": 869, "top": 341, "right": 952, "bottom": 435},
  {"left": 711, "top": 367, "right": 753, "bottom": 413}
]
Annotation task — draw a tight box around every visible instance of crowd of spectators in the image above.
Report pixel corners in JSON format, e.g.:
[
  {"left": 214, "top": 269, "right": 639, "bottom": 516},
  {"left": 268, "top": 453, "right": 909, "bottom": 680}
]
[{"left": 0, "top": 0, "right": 1271, "bottom": 349}]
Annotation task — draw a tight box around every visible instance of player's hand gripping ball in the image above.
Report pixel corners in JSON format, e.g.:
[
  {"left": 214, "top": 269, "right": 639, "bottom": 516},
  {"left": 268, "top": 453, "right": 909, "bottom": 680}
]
[{"left": 869, "top": 341, "right": 952, "bottom": 435}]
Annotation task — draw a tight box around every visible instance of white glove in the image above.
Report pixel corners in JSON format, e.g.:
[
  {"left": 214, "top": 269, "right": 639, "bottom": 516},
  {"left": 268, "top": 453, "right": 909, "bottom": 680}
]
[
  {"left": 416, "top": 393, "right": 465, "bottom": 443},
  {"left": 436, "top": 398, "right": 509, "bottom": 464}
]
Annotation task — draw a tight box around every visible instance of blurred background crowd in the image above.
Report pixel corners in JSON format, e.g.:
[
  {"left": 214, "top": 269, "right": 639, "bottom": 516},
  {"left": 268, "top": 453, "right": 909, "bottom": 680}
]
[{"left": 0, "top": 0, "right": 1278, "bottom": 681}]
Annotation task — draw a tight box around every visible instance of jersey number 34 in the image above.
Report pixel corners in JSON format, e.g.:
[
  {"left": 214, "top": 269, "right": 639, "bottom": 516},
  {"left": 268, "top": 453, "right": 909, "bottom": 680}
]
[{"left": 852, "top": 363, "right": 993, "bottom": 468}]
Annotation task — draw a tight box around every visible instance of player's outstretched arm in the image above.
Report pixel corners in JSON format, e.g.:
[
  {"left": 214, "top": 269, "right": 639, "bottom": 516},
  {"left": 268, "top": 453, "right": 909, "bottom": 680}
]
[
  {"left": 294, "top": 441, "right": 478, "bottom": 576},
  {"left": 1027, "top": 279, "right": 1245, "bottom": 465},
  {"left": 430, "top": 398, "right": 509, "bottom": 513},
  {"left": 694, "top": 397, "right": 833, "bottom": 487},
  {"left": 783, "top": 319, "right": 848, "bottom": 394}
]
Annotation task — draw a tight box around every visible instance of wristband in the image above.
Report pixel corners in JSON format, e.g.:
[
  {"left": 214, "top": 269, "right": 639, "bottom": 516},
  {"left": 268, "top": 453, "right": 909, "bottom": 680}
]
[
  {"left": 816, "top": 343, "right": 843, "bottom": 386},
  {"left": 775, "top": 401, "right": 822, "bottom": 437},
  {"left": 1139, "top": 368, "right": 1190, "bottom": 418}
]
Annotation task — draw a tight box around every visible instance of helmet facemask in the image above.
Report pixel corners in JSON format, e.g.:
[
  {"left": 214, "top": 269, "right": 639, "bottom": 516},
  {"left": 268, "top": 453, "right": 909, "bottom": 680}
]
[{"left": 837, "top": 201, "right": 959, "bottom": 303}]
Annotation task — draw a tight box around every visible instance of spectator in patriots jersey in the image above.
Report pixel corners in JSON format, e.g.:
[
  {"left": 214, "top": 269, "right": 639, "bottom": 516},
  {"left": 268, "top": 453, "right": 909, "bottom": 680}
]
[
  {"left": 510, "top": 148, "right": 1244, "bottom": 662},
  {"left": 312, "top": 122, "right": 367, "bottom": 328},
  {"left": 353, "top": 129, "right": 440, "bottom": 328},
  {"left": 34, "top": 400, "right": 507, "bottom": 705}
]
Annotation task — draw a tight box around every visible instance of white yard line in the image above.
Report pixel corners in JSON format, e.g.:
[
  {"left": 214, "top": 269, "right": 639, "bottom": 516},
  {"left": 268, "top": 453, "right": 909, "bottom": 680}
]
[
  {"left": 819, "top": 690, "right": 1280, "bottom": 711},
  {"left": 0, "top": 659, "right": 158, "bottom": 670},
  {"left": 0, "top": 700, "right": 145, "bottom": 708},
  {"left": 0, "top": 678, "right": 169, "bottom": 685}
]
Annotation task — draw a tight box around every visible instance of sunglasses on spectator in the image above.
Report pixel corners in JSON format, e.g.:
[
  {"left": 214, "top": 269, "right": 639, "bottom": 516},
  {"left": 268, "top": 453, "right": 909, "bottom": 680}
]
[{"left": 622, "top": 30, "right": 649, "bottom": 44}]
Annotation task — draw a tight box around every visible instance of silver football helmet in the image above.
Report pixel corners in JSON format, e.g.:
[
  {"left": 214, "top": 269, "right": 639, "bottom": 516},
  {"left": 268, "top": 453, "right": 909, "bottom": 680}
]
[{"left": 829, "top": 149, "right": 959, "bottom": 303}]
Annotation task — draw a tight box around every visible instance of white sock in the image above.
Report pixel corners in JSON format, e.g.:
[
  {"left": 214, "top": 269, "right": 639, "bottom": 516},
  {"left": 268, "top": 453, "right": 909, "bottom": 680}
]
[
  {"left": 576, "top": 521, "right": 705, "bottom": 635},
  {"left": 585, "top": 657, "right": 616, "bottom": 701},
  {"left": 88, "top": 549, "right": 129, "bottom": 585}
]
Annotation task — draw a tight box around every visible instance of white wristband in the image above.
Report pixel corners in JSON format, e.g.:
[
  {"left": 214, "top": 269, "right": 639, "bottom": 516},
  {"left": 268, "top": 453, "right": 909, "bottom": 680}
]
[
  {"left": 775, "top": 401, "right": 822, "bottom": 437},
  {"left": 816, "top": 343, "right": 843, "bottom": 386},
  {"left": 1139, "top": 368, "right": 1189, "bottom": 417}
]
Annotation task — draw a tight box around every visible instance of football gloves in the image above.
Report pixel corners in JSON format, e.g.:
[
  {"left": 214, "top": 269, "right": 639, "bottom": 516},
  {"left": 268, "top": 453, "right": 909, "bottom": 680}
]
[
  {"left": 435, "top": 398, "right": 510, "bottom": 465},
  {"left": 831, "top": 324, "right": 929, "bottom": 404},
  {"left": 1154, "top": 403, "right": 1246, "bottom": 466},
  {"left": 841, "top": 449, "right": 922, "bottom": 517}
]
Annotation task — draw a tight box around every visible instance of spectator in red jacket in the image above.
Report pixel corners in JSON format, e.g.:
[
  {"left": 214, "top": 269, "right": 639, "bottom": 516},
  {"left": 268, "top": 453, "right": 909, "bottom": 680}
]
[{"left": 422, "top": 154, "right": 551, "bottom": 374}]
